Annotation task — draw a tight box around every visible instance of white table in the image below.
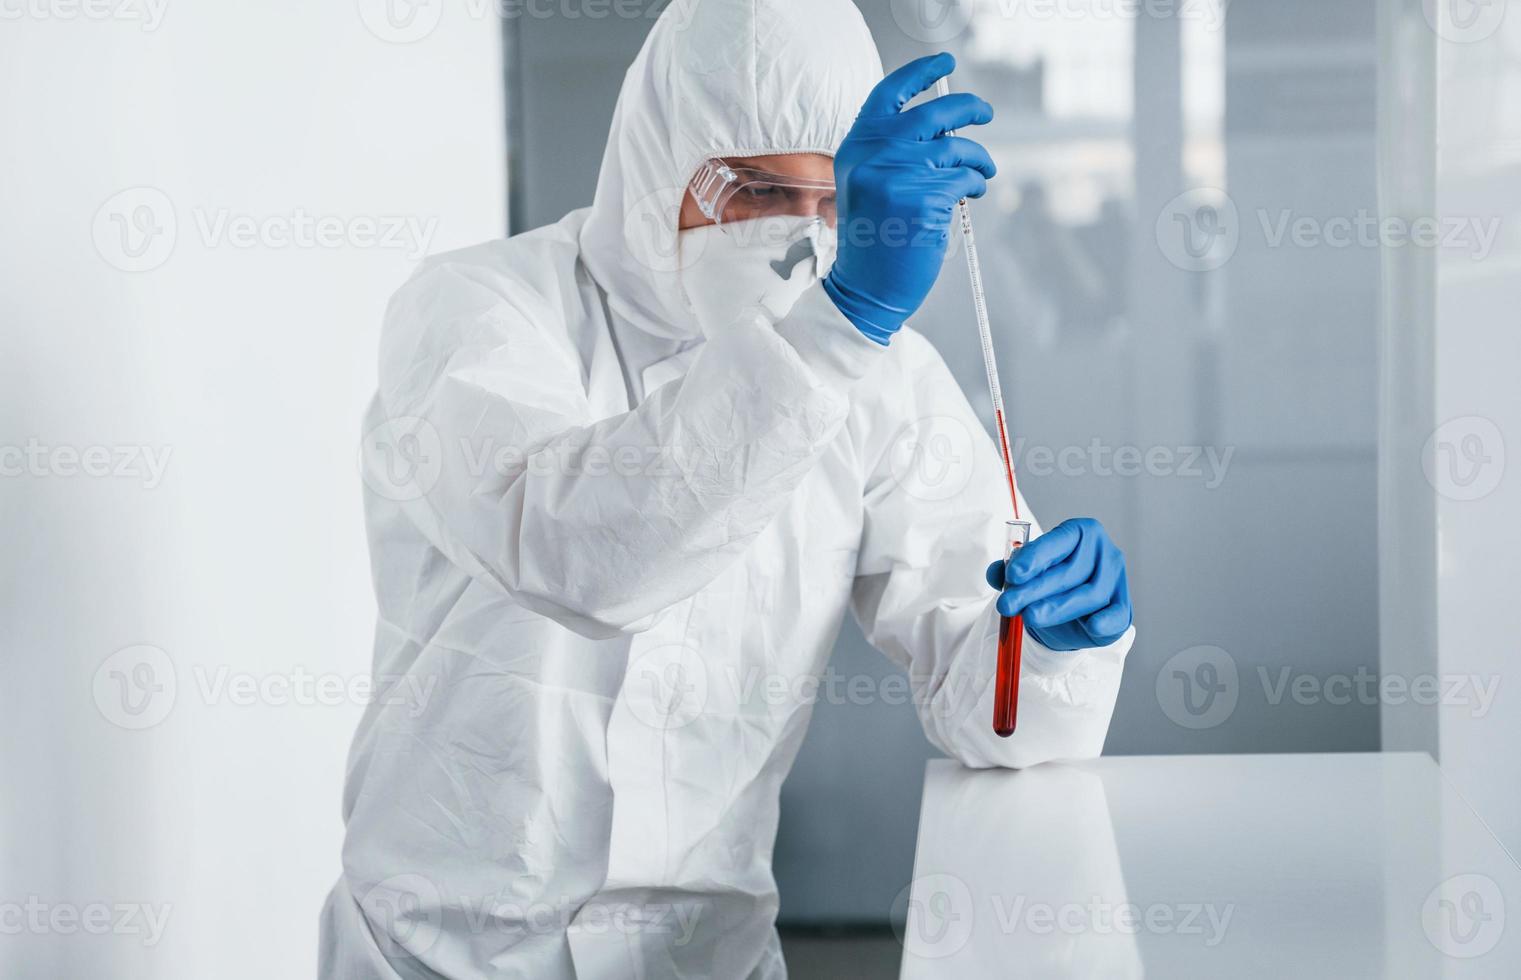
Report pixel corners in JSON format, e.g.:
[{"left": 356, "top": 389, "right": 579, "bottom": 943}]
[{"left": 900, "top": 753, "right": 1520, "bottom": 978}]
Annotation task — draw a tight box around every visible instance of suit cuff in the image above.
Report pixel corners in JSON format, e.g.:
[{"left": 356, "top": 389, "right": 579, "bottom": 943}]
[{"left": 772, "top": 280, "right": 886, "bottom": 392}]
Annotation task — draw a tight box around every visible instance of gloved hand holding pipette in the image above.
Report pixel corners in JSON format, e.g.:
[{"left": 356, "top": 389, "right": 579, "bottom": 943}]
[{"left": 824, "top": 52, "right": 997, "bottom": 344}]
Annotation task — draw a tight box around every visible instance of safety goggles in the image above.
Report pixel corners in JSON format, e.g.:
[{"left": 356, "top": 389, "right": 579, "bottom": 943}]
[{"left": 687, "top": 158, "right": 837, "bottom": 231}]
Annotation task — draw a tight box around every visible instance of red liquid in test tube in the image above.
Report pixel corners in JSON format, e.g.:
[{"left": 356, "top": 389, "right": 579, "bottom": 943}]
[{"left": 995, "top": 520, "right": 1031, "bottom": 738}]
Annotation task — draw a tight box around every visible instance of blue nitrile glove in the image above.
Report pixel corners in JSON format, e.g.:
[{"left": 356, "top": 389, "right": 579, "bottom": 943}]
[
  {"left": 984, "top": 518, "right": 1132, "bottom": 652},
  {"left": 823, "top": 52, "right": 996, "bottom": 345}
]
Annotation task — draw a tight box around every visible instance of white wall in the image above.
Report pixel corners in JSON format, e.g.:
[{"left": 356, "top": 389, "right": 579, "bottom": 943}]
[
  {"left": 0, "top": 4, "right": 504, "bottom": 976},
  {"left": 1379, "top": 0, "right": 1521, "bottom": 856},
  {"left": 1431, "top": 1, "right": 1521, "bottom": 855}
]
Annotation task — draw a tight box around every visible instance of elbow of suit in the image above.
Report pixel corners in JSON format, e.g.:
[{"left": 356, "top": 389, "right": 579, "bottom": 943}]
[{"left": 504, "top": 580, "right": 659, "bottom": 640}]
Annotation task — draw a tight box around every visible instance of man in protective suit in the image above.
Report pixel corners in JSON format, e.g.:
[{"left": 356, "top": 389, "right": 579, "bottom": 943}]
[{"left": 322, "top": 0, "right": 1134, "bottom": 976}]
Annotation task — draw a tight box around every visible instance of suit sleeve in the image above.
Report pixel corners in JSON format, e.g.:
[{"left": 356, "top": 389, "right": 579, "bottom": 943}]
[{"left": 367, "top": 261, "right": 885, "bottom": 638}]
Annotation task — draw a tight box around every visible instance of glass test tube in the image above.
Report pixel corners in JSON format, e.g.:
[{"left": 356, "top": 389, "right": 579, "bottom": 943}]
[{"left": 995, "top": 520, "right": 1032, "bottom": 738}]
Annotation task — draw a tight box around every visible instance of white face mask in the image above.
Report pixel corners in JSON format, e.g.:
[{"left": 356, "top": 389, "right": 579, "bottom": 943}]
[{"left": 677, "top": 216, "right": 836, "bottom": 336}]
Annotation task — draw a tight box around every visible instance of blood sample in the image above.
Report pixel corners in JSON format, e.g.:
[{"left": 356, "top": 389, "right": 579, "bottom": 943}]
[{"left": 994, "top": 521, "right": 1031, "bottom": 738}]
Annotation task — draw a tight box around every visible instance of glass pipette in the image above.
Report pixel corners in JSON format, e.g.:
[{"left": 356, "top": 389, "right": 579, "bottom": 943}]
[{"left": 936, "top": 76, "right": 1025, "bottom": 737}]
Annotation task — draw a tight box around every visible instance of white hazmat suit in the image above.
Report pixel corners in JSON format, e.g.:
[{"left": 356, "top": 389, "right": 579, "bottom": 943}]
[{"left": 321, "top": 1, "right": 1133, "bottom": 977}]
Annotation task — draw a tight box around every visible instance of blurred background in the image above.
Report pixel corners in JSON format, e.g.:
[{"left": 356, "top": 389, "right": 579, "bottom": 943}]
[{"left": 3, "top": 0, "right": 1518, "bottom": 977}]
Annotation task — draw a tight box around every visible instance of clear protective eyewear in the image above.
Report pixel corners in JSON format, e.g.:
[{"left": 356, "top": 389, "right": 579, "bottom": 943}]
[{"left": 687, "top": 158, "right": 837, "bottom": 231}]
